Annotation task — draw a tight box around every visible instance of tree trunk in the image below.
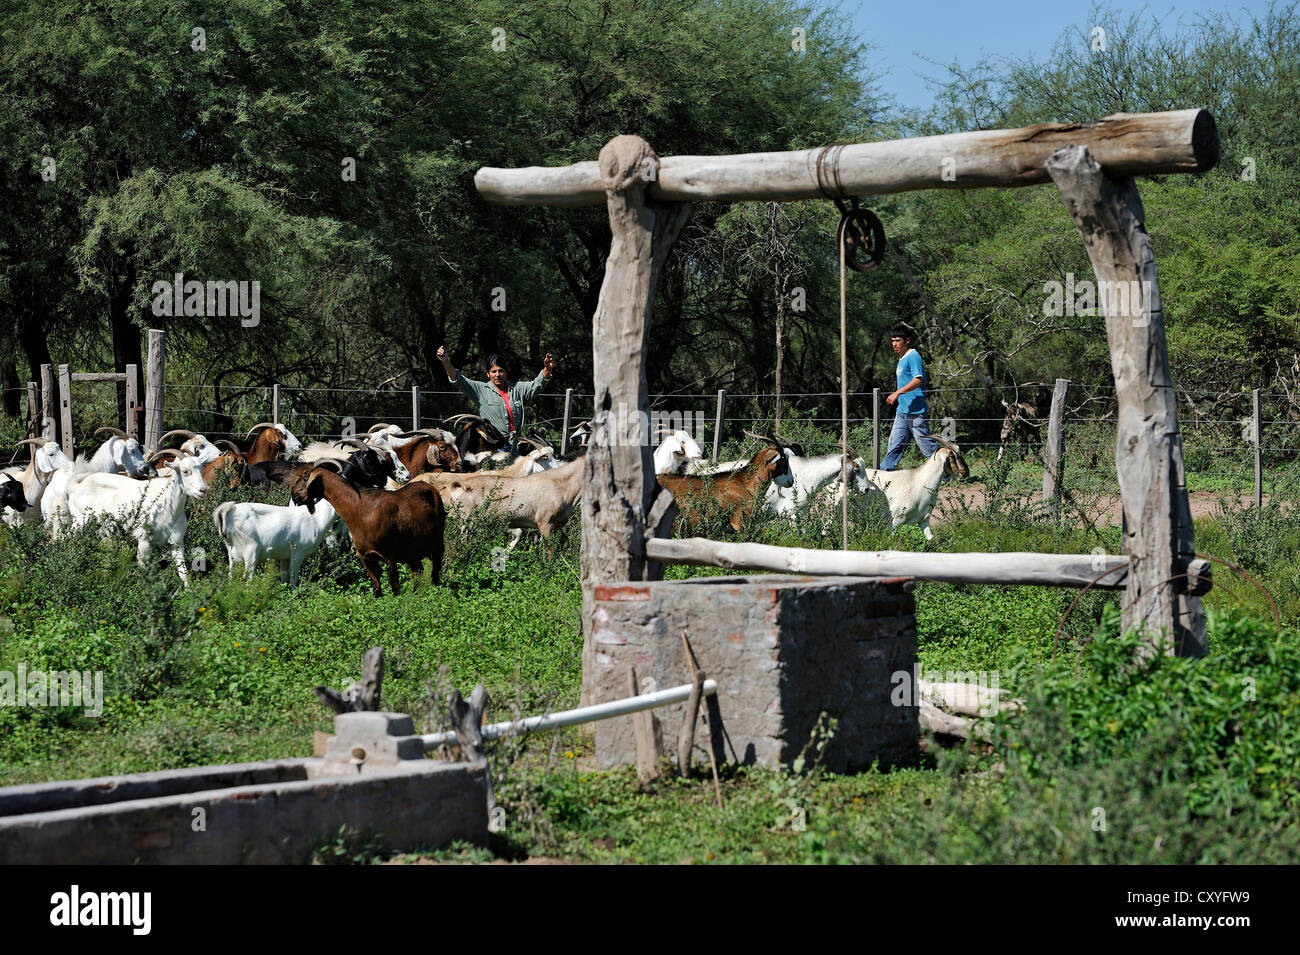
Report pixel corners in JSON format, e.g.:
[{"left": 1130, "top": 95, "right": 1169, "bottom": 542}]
[
  {"left": 580, "top": 135, "right": 692, "bottom": 708},
  {"left": 1045, "top": 144, "right": 1205, "bottom": 657}
]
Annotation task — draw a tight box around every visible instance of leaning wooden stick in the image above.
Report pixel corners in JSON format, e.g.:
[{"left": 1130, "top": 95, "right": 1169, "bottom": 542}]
[{"left": 681, "top": 630, "right": 723, "bottom": 808}]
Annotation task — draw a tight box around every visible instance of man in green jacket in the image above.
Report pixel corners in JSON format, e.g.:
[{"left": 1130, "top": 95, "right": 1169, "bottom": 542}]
[{"left": 437, "top": 345, "right": 555, "bottom": 452}]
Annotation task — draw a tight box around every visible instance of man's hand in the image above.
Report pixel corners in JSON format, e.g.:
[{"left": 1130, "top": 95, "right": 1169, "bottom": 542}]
[
  {"left": 542, "top": 352, "right": 556, "bottom": 377},
  {"left": 436, "top": 345, "right": 449, "bottom": 365},
  {"left": 886, "top": 391, "right": 898, "bottom": 406}
]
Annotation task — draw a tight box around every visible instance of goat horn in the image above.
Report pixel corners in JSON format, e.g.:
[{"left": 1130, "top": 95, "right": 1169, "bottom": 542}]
[
  {"left": 366, "top": 423, "right": 400, "bottom": 434},
  {"left": 246, "top": 422, "right": 280, "bottom": 436},
  {"left": 147, "top": 449, "right": 179, "bottom": 464},
  {"left": 157, "top": 429, "right": 198, "bottom": 446},
  {"left": 443, "top": 413, "right": 488, "bottom": 427},
  {"left": 94, "top": 427, "right": 128, "bottom": 440},
  {"left": 337, "top": 438, "right": 371, "bottom": 450},
  {"left": 214, "top": 439, "right": 242, "bottom": 453}
]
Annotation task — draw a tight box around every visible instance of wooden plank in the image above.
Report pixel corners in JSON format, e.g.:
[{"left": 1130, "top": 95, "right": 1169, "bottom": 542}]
[
  {"left": 872, "top": 388, "right": 880, "bottom": 469},
  {"left": 272, "top": 383, "right": 280, "bottom": 424},
  {"left": 580, "top": 137, "right": 692, "bottom": 709},
  {"left": 1042, "top": 378, "right": 1070, "bottom": 520},
  {"left": 628, "top": 667, "right": 660, "bottom": 783},
  {"left": 1253, "top": 388, "right": 1262, "bottom": 508},
  {"left": 124, "top": 364, "right": 139, "bottom": 441},
  {"left": 476, "top": 110, "right": 1218, "bottom": 207},
  {"left": 58, "top": 364, "right": 72, "bottom": 458},
  {"left": 644, "top": 536, "right": 1212, "bottom": 593},
  {"left": 69, "top": 372, "right": 127, "bottom": 383},
  {"left": 1045, "top": 145, "right": 1205, "bottom": 656},
  {"left": 411, "top": 385, "right": 421, "bottom": 431},
  {"left": 560, "top": 387, "right": 573, "bottom": 456},
  {"left": 144, "top": 330, "right": 165, "bottom": 453}
]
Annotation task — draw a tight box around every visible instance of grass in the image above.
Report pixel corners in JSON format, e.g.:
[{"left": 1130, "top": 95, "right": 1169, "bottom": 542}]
[{"left": 1, "top": 439, "right": 1297, "bottom": 863}]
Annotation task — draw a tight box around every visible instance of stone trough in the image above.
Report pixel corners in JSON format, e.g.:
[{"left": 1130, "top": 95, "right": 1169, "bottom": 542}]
[
  {"left": 0, "top": 712, "right": 488, "bottom": 864},
  {"left": 591, "top": 574, "right": 918, "bottom": 773}
]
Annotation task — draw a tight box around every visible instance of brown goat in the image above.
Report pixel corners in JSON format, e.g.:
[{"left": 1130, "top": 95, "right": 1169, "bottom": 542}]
[
  {"left": 201, "top": 424, "right": 291, "bottom": 487},
  {"left": 657, "top": 445, "right": 791, "bottom": 532},
  {"left": 395, "top": 432, "right": 461, "bottom": 476},
  {"left": 291, "top": 466, "right": 446, "bottom": 597}
]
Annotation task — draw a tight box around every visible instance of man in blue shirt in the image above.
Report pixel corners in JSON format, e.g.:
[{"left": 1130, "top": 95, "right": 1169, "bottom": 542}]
[{"left": 882, "top": 325, "right": 939, "bottom": 470}]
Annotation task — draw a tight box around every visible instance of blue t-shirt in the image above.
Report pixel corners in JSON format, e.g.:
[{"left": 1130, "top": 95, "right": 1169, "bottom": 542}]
[{"left": 895, "top": 349, "right": 927, "bottom": 414}]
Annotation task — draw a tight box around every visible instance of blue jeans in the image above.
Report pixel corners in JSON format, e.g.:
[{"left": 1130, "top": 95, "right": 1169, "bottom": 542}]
[{"left": 881, "top": 412, "right": 939, "bottom": 470}]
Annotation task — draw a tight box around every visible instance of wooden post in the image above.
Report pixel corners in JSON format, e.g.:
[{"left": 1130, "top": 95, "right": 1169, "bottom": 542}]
[
  {"left": 1042, "top": 378, "right": 1070, "bottom": 520},
  {"left": 145, "top": 330, "right": 165, "bottom": 453},
  {"left": 711, "top": 389, "right": 725, "bottom": 463},
  {"left": 412, "top": 385, "right": 421, "bottom": 431},
  {"left": 271, "top": 383, "right": 281, "bottom": 424},
  {"left": 57, "top": 364, "right": 72, "bottom": 458},
  {"left": 25, "top": 382, "right": 38, "bottom": 438},
  {"left": 1046, "top": 145, "right": 1205, "bottom": 657},
  {"left": 872, "top": 387, "right": 880, "bottom": 468},
  {"left": 40, "top": 364, "right": 54, "bottom": 441},
  {"left": 628, "top": 668, "right": 660, "bottom": 783},
  {"left": 124, "top": 363, "right": 139, "bottom": 440},
  {"left": 579, "top": 135, "right": 692, "bottom": 709},
  {"left": 1253, "top": 388, "right": 1262, "bottom": 508},
  {"left": 560, "top": 387, "right": 573, "bottom": 456}
]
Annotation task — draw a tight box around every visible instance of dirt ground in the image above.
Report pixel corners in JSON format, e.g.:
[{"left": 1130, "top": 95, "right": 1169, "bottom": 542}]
[{"left": 932, "top": 486, "right": 1267, "bottom": 527}]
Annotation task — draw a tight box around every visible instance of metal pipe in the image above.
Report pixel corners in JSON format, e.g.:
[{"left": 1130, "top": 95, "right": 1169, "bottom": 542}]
[{"left": 421, "top": 679, "right": 718, "bottom": 750}]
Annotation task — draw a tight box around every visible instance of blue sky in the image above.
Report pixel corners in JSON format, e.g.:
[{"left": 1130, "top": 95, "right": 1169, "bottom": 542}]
[{"left": 841, "top": 0, "right": 1279, "bottom": 112}]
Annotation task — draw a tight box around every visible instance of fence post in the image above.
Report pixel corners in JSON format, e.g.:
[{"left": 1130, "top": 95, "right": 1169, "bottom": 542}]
[
  {"left": 1042, "top": 378, "right": 1071, "bottom": 521},
  {"left": 412, "top": 385, "right": 421, "bottom": 431},
  {"left": 272, "top": 383, "right": 281, "bottom": 424},
  {"left": 124, "top": 363, "right": 139, "bottom": 440},
  {"left": 58, "top": 364, "right": 73, "bottom": 458},
  {"left": 26, "top": 381, "right": 38, "bottom": 438},
  {"left": 712, "top": 389, "right": 725, "bottom": 463},
  {"left": 145, "top": 329, "right": 165, "bottom": 453},
  {"left": 871, "top": 388, "right": 880, "bottom": 469},
  {"left": 40, "top": 364, "right": 54, "bottom": 441},
  {"left": 1253, "top": 388, "right": 1262, "bottom": 509},
  {"left": 561, "top": 387, "right": 573, "bottom": 456}
]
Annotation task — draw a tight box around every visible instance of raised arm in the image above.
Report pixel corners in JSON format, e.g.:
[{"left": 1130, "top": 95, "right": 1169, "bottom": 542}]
[
  {"left": 436, "top": 345, "right": 459, "bottom": 383},
  {"left": 516, "top": 352, "right": 556, "bottom": 401}
]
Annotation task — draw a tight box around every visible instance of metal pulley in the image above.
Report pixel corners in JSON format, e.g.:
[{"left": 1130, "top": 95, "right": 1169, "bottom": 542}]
[{"left": 833, "top": 195, "right": 886, "bottom": 272}]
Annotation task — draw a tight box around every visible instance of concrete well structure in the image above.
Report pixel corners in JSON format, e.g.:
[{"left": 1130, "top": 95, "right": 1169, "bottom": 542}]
[{"left": 591, "top": 574, "right": 918, "bottom": 773}]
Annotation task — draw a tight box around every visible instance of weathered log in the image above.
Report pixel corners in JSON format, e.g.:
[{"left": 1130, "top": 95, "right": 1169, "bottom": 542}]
[
  {"left": 628, "top": 668, "right": 660, "bottom": 783},
  {"left": 313, "top": 646, "right": 384, "bottom": 714},
  {"left": 1042, "top": 378, "right": 1070, "bottom": 520},
  {"left": 579, "top": 135, "right": 692, "bottom": 708},
  {"left": 449, "top": 683, "right": 499, "bottom": 830},
  {"left": 476, "top": 110, "right": 1218, "bottom": 207},
  {"left": 1045, "top": 145, "right": 1206, "bottom": 656},
  {"left": 645, "top": 536, "right": 1212, "bottom": 592}
]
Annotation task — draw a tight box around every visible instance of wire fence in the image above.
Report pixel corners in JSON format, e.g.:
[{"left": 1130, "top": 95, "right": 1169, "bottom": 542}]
[{"left": 3, "top": 380, "right": 1297, "bottom": 499}]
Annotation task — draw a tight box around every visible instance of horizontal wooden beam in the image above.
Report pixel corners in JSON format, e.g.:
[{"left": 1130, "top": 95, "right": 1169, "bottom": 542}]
[
  {"left": 69, "top": 373, "right": 128, "bottom": 382},
  {"left": 645, "top": 537, "right": 1213, "bottom": 592},
  {"left": 476, "top": 109, "right": 1218, "bottom": 207}
]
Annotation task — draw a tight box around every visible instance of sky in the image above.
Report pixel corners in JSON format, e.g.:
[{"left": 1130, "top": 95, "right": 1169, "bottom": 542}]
[{"left": 841, "top": 0, "right": 1279, "bottom": 113}]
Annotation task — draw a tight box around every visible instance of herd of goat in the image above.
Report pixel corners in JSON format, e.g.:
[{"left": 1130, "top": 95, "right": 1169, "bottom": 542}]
[{"left": 1, "top": 412, "right": 968, "bottom": 596}]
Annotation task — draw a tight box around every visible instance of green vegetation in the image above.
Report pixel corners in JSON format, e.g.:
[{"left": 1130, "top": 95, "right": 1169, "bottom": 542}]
[{"left": 1, "top": 465, "right": 1295, "bottom": 863}]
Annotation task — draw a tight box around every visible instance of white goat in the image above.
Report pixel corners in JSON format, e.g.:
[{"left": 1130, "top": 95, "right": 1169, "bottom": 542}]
[
  {"left": 414, "top": 458, "right": 584, "bottom": 546},
  {"left": 653, "top": 430, "right": 705, "bottom": 475},
  {"left": 82, "top": 427, "right": 151, "bottom": 476},
  {"left": 158, "top": 430, "right": 223, "bottom": 466},
  {"left": 65, "top": 455, "right": 209, "bottom": 581},
  {"left": 2, "top": 439, "right": 74, "bottom": 526},
  {"left": 214, "top": 499, "right": 338, "bottom": 588},
  {"left": 763, "top": 450, "right": 869, "bottom": 518},
  {"left": 827, "top": 442, "right": 969, "bottom": 540}
]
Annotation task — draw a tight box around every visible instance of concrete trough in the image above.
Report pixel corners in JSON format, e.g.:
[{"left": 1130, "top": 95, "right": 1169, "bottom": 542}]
[
  {"left": 0, "top": 712, "right": 488, "bottom": 864},
  {"left": 592, "top": 574, "right": 918, "bottom": 773}
]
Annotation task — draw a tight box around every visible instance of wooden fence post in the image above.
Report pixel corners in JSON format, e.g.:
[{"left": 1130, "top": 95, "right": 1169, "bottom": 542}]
[
  {"left": 1042, "top": 378, "right": 1070, "bottom": 520},
  {"left": 1253, "top": 388, "right": 1262, "bottom": 509},
  {"left": 58, "top": 364, "right": 73, "bottom": 458},
  {"left": 872, "top": 387, "right": 881, "bottom": 469},
  {"left": 125, "top": 363, "right": 139, "bottom": 440},
  {"left": 1047, "top": 145, "right": 1204, "bottom": 657},
  {"left": 145, "top": 329, "right": 165, "bottom": 453},
  {"left": 560, "top": 387, "right": 573, "bottom": 455},
  {"left": 579, "top": 135, "right": 691, "bottom": 709},
  {"left": 40, "top": 364, "right": 54, "bottom": 441},
  {"left": 26, "top": 382, "right": 38, "bottom": 438},
  {"left": 271, "top": 383, "right": 280, "bottom": 424},
  {"left": 412, "top": 385, "right": 421, "bottom": 431},
  {"left": 711, "top": 389, "right": 725, "bottom": 463}
]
